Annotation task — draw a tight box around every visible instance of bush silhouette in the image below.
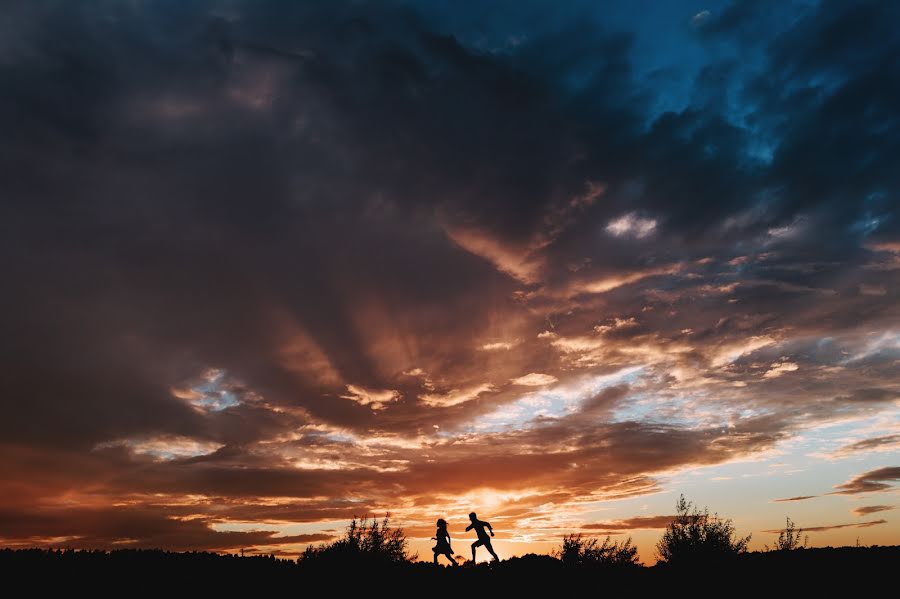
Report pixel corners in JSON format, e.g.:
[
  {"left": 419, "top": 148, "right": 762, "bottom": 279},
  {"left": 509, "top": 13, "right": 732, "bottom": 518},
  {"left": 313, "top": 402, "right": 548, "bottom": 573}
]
[
  {"left": 766, "top": 517, "right": 807, "bottom": 551},
  {"left": 656, "top": 495, "right": 750, "bottom": 565},
  {"left": 556, "top": 533, "right": 639, "bottom": 568},
  {"left": 299, "top": 514, "right": 413, "bottom": 566}
]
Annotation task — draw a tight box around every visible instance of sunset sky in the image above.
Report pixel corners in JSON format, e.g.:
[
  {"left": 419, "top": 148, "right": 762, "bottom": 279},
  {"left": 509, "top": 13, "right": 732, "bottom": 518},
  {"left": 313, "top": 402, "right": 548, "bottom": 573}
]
[{"left": 1, "top": 1, "right": 898, "bottom": 564}]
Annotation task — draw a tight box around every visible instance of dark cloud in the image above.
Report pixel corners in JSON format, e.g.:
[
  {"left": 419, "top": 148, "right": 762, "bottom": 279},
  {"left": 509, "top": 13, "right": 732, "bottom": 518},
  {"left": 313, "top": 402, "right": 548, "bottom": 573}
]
[
  {"left": 773, "top": 496, "right": 818, "bottom": 503},
  {"left": 835, "top": 389, "right": 899, "bottom": 404},
  {"left": 0, "top": 504, "right": 333, "bottom": 551},
  {"left": 832, "top": 435, "right": 900, "bottom": 458},
  {"left": 852, "top": 505, "right": 894, "bottom": 517},
  {"left": 833, "top": 467, "right": 900, "bottom": 496},
  {"left": 582, "top": 515, "right": 675, "bottom": 532}
]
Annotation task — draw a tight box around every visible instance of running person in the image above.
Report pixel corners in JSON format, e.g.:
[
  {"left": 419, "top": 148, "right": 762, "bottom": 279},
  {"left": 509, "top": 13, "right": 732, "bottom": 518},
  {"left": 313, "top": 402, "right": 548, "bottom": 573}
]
[
  {"left": 432, "top": 518, "right": 457, "bottom": 566},
  {"left": 465, "top": 512, "right": 499, "bottom": 562}
]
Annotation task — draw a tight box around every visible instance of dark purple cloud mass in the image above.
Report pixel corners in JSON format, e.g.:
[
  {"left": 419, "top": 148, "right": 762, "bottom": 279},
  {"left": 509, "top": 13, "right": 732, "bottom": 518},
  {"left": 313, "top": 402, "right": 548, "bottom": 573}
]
[{"left": 0, "top": 0, "right": 898, "bottom": 557}]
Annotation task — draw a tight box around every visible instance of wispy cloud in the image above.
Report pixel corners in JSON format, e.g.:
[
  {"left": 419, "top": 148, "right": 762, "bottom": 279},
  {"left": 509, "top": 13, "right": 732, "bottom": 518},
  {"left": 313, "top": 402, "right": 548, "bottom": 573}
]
[
  {"left": 419, "top": 384, "right": 496, "bottom": 408},
  {"left": 773, "top": 495, "right": 818, "bottom": 503},
  {"left": 606, "top": 213, "right": 658, "bottom": 239},
  {"left": 852, "top": 505, "right": 894, "bottom": 517},
  {"left": 510, "top": 373, "right": 558, "bottom": 387},
  {"left": 832, "top": 467, "right": 900, "bottom": 495},
  {"left": 341, "top": 385, "right": 401, "bottom": 411},
  {"left": 762, "top": 520, "right": 887, "bottom": 534}
]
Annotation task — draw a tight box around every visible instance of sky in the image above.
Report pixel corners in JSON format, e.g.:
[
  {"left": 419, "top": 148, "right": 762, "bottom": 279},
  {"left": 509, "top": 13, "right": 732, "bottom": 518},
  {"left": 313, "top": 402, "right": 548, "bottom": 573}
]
[{"left": 0, "top": 0, "right": 898, "bottom": 564}]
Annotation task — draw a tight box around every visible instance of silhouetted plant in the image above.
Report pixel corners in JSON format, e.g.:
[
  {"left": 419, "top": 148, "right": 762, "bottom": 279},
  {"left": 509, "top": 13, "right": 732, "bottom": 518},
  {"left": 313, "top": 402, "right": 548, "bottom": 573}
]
[
  {"left": 766, "top": 517, "right": 807, "bottom": 551},
  {"left": 556, "top": 533, "right": 639, "bottom": 567},
  {"left": 300, "top": 514, "right": 413, "bottom": 565},
  {"left": 656, "top": 495, "right": 750, "bottom": 565}
]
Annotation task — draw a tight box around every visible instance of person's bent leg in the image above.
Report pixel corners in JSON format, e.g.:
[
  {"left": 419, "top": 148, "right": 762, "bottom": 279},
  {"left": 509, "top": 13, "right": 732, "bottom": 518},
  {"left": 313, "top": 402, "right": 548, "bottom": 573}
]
[{"left": 485, "top": 540, "right": 499, "bottom": 561}]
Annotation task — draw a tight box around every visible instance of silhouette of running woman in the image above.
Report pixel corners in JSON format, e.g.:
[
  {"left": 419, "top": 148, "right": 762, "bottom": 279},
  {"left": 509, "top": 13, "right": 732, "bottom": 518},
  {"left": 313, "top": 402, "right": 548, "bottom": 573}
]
[
  {"left": 432, "top": 519, "right": 457, "bottom": 566},
  {"left": 466, "top": 512, "right": 499, "bottom": 562}
]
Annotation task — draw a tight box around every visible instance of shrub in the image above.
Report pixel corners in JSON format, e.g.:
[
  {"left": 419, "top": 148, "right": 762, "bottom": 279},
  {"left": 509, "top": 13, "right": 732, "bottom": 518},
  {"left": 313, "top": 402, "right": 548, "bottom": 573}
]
[
  {"left": 299, "top": 514, "right": 413, "bottom": 565},
  {"left": 767, "top": 517, "right": 807, "bottom": 551},
  {"left": 656, "top": 495, "right": 750, "bottom": 565},
  {"left": 556, "top": 533, "right": 639, "bottom": 568}
]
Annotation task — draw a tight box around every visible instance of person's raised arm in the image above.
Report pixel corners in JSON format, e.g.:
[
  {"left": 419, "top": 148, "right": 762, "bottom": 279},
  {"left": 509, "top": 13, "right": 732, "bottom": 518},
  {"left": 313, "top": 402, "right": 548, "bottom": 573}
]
[{"left": 465, "top": 523, "right": 473, "bottom": 531}]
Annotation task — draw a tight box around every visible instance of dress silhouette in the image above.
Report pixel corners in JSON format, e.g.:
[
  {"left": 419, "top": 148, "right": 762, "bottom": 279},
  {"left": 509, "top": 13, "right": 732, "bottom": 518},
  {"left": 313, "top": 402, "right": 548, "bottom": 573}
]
[
  {"left": 432, "top": 519, "right": 457, "bottom": 566},
  {"left": 466, "top": 512, "right": 499, "bottom": 562}
]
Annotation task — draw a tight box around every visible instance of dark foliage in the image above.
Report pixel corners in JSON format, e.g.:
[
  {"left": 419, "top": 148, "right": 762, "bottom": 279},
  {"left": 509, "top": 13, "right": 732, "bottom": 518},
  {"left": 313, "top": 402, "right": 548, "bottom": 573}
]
[
  {"left": 766, "top": 517, "right": 808, "bottom": 551},
  {"left": 1, "top": 545, "right": 897, "bottom": 594},
  {"left": 298, "top": 514, "right": 413, "bottom": 569},
  {"left": 656, "top": 494, "right": 751, "bottom": 565},
  {"left": 556, "top": 533, "right": 640, "bottom": 568}
]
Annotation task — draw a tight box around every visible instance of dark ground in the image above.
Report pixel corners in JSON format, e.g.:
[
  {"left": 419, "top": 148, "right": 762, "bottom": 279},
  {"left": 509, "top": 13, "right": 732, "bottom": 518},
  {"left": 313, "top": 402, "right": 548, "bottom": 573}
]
[{"left": 2, "top": 545, "right": 896, "bottom": 594}]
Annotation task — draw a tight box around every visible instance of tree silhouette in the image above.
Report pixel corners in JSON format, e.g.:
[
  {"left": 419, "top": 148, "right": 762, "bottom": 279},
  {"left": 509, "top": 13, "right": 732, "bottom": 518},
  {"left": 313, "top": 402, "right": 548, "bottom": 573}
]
[
  {"left": 656, "top": 495, "right": 750, "bottom": 565},
  {"left": 766, "top": 517, "right": 807, "bottom": 551}
]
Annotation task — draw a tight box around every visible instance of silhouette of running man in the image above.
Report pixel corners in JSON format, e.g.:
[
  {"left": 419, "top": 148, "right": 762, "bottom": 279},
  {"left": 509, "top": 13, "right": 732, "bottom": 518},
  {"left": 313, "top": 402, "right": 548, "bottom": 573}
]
[{"left": 466, "top": 512, "right": 499, "bottom": 562}]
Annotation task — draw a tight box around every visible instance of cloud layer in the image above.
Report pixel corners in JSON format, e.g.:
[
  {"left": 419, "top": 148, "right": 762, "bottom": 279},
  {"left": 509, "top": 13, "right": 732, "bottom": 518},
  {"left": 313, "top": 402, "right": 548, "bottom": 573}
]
[{"left": 0, "top": 0, "right": 898, "bottom": 557}]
